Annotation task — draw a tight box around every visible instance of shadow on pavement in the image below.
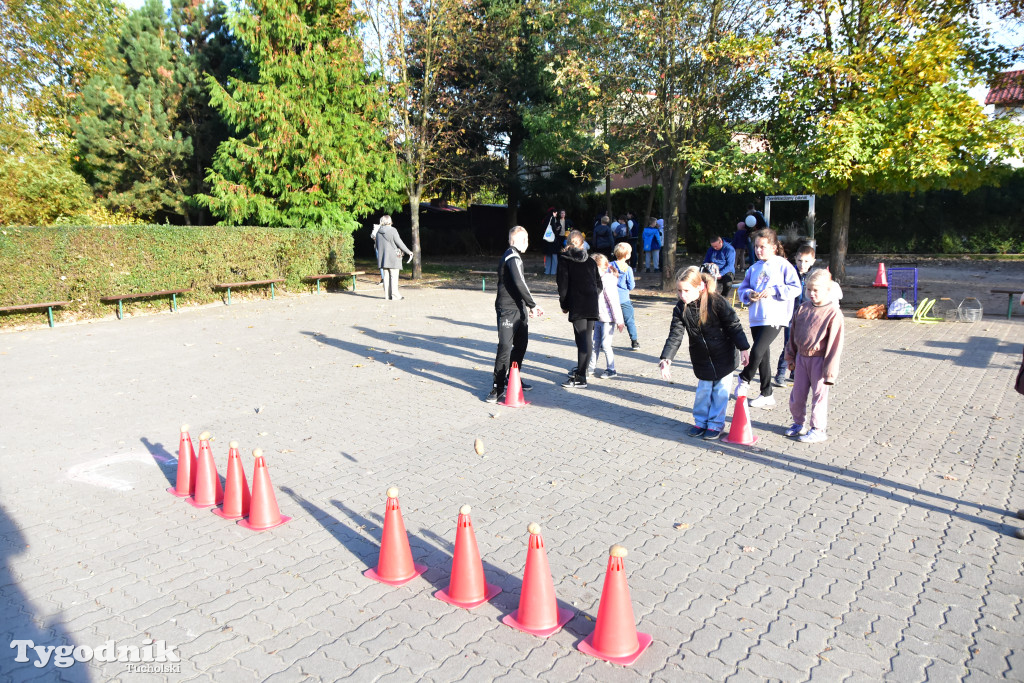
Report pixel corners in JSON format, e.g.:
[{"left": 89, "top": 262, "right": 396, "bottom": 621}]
[
  {"left": 885, "top": 335, "right": 1019, "bottom": 369},
  {"left": 0, "top": 499, "right": 88, "bottom": 681},
  {"left": 140, "top": 437, "right": 177, "bottom": 487},
  {"left": 714, "top": 440, "right": 1019, "bottom": 535}
]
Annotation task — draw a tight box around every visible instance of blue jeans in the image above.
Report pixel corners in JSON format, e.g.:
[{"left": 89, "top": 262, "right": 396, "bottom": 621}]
[
  {"left": 645, "top": 249, "right": 660, "bottom": 271},
  {"left": 544, "top": 253, "right": 558, "bottom": 275},
  {"left": 619, "top": 298, "right": 637, "bottom": 341},
  {"left": 693, "top": 375, "right": 734, "bottom": 431}
]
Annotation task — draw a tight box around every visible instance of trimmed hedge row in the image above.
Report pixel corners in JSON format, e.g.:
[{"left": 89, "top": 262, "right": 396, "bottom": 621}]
[{"left": 0, "top": 225, "right": 350, "bottom": 327}]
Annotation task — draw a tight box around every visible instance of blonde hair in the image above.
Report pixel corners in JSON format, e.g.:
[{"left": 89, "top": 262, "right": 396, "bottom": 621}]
[
  {"left": 379, "top": 215, "right": 393, "bottom": 227},
  {"left": 676, "top": 266, "right": 718, "bottom": 325},
  {"left": 805, "top": 269, "right": 831, "bottom": 289},
  {"left": 592, "top": 253, "right": 609, "bottom": 269},
  {"left": 613, "top": 242, "right": 632, "bottom": 260}
]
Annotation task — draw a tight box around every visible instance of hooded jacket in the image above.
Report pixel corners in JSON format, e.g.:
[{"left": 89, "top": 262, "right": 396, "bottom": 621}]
[
  {"left": 660, "top": 293, "right": 750, "bottom": 381},
  {"left": 556, "top": 246, "right": 602, "bottom": 321},
  {"left": 737, "top": 254, "right": 802, "bottom": 327}
]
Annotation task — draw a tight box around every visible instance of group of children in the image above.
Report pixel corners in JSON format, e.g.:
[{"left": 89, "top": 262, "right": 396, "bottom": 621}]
[{"left": 659, "top": 228, "right": 845, "bottom": 443}]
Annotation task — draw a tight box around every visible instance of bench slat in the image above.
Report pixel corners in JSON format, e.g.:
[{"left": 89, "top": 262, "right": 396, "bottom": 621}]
[
  {"left": 0, "top": 301, "right": 71, "bottom": 312},
  {"left": 214, "top": 279, "right": 284, "bottom": 289},
  {"left": 100, "top": 289, "right": 190, "bottom": 302}
]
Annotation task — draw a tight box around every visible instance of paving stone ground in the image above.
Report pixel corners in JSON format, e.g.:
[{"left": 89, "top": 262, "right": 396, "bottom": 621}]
[{"left": 1, "top": 271, "right": 1022, "bottom": 682}]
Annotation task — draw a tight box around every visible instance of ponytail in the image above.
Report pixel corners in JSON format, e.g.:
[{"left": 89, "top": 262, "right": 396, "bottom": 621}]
[{"left": 676, "top": 266, "right": 718, "bottom": 325}]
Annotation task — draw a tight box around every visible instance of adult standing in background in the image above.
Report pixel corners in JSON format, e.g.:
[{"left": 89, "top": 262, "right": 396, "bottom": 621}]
[
  {"left": 374, "top": 215, "right": 413, "bottom": 300},
  {"left": 488, "top": 226, "right": 544, "bottom": 403},
  {"left": 541, "top": 208, "right": 563, "bottom": 275}
]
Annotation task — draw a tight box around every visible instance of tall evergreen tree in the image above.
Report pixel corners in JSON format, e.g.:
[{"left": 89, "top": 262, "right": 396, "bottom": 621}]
[
  {"left": 199, "top": 0, "right": 404, "bottom": 235},
  {"left": 74, "top": 0, "right": 195, "bottom": 221}
]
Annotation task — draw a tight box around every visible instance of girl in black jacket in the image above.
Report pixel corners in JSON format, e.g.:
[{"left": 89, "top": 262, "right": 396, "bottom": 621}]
[
  {"left": 557, "top": 230, "right": 602, "bottom": 388},
  {"left": 659, "top": 266, "right": 751, "bottom": 439}
]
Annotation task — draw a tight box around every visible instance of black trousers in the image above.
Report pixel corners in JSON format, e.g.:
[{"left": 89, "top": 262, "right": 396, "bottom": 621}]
[
  {"left": 739, "top": 325, "right": 782, "bottom": 396},
  {"left": 493, "top": 308, "right": 528, "bottom": 391},
  {"left": 716, "top": 273, "right": 734, "bottom": 295},
  {"left": 571, "top": 318, "right": 596, "bottom": 379}
]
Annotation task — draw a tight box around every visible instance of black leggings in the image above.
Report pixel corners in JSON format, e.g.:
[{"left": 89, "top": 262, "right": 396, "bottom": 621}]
[
  {"left": 740, "top": 325, "right": 782, "bottom": 396},
  {"left": 571, "top": 318, "right": 596, "bottom": 379}
]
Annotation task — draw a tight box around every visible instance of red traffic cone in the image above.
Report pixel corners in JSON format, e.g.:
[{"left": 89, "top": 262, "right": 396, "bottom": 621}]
[
  {"left": 238, "top": 449, "right": 291, "bottom": 531},
  {"left": 168, "top": 424, "right": 197, "bottom": 497},
  {"left": 365, "top": 487, "right": 427, "bottom": 585},
  {"left": 502, "top": 362, "right": 528, "bottom": 407},
  {"left": 213, "top": 441, "right": 250, "bottom": 520},
  {"left": 577, "top": 545, "right": 652, "bottom": 666},
  {"left": 872, "top": 262, "right": 888, "bottom": 288},
  {"left": 435, "top": 505, "right": 501, "bottom": 609},
  {"left": 187, "top": 432, "right": 223, "bottom": 508},
  {"left": 724, "top": 395, "right": 759, "bottom": 446},
  {"left": 502, "top": 523, "right": 574, "bottom": 637}
]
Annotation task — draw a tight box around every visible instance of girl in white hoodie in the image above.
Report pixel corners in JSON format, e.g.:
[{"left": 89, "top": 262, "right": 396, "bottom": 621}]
[
  {"left": 736, "top": 228, "right": 802, "bottom": 407},
  {"left": 588, "top": 254, "right": 625, "bottom": 379}
]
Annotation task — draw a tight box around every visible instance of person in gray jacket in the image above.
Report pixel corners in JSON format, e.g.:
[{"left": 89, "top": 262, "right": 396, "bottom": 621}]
[{"left": 374, "top": 215, "right": 413, "bottom": 300}]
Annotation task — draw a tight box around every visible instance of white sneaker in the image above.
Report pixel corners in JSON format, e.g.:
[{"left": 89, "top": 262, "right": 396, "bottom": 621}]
[
  {"left": 734, "top": 379, "right": 748, "bottom": 398},
  {"left": 798, "top": 429, "right": 827, "bottom": 443},
  {"left": 785, "top": 423, "right": 807, "bottom": 437},
  {"left": 748, "top": 395, "right": 776, "bottom": 409}
]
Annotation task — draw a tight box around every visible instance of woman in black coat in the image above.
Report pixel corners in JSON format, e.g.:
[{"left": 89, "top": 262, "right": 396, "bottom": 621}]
[{"left": 557, "top": 230, "right": 602, "bottom": 388}]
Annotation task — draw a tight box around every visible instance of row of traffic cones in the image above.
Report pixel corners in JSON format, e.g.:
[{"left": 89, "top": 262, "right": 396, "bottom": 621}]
[
  {"left": 365, "top": 488, "right": 651, "bottom": 666},
  {"left": 168, "top": 425, "right": 290, "bottom": 531}
]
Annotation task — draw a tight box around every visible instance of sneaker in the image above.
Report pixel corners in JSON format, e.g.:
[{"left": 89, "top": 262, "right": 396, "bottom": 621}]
[
  {"left": 734, "top": 379, "right": 748, "bottom": 399},
  {"left": 600, "top": 370, "right": 618, "bottom": 379},
  {"left": 748, "top": 395, "right": 776, "bottom": 409},
  {"left": 785, "top": 423, "right": 807, "bottom": 437},
  {"left": 484, "top": 389, "right": 501, "bottom": 403},
  {"left": 797, "top": 428, "right": 827, "bottom": 443},
  {"left": 520, "top": 381, "right": 533, "bottom": 391},
  {"left": 772, "top": 373, "right": 787, "bottom": 388},
  {"left": 566, "top": 367, "right": 578, "bottom": 377},
  {"left": 562, "top": 376, "right": 588, "bottom": 389},
  {"left": 686, "top": 425, "right": 706, "bottom": 437},
  {"left": 631, "top": 340, "right": 640, "bottom": 350},
  {"left": 702, "top": 429, "right": 723, "bottom": 440}
]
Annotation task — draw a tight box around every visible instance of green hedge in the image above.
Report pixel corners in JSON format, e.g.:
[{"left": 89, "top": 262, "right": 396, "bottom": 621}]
[{"left": 0, "top": 225, "right": 350, "bottom": 327}]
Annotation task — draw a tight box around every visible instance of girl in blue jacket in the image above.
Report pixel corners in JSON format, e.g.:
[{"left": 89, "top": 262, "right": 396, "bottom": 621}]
[{"left": 736, "top": 228, "right": 801, "bottom": 408}]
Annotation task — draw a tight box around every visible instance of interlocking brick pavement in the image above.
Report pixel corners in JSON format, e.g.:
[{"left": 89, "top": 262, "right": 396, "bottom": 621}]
[{"left": 1, "top": 273, "right": 1021, "bottom": 681}]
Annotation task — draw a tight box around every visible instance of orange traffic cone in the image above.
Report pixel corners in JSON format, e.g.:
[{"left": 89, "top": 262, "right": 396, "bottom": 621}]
[
  {"left": 724, "top": 395, "right": 758, "bottom": 446},
  {"left": 435, "top": 505, "right": 501, "bottom": 609},
  {"left": 213, "top": 441, "right": 250, "bottom": 520},
  {"left": 238, "top": 449, "right": 291, "bottom": 531},
  {"left": 577, "top": 545, "right": 652, "bottom": 666},
  {"left": 364, "top": 487, "right": 427, "bottom": 586},
  {"left": 502, "top": 362, "right": 528, "bottom": 407},
  {"left": 187, "top": 432, "right": 223, "bottom": 508},
  {"left": 502, "top": 523, "right": 574, "bottom": 637},
  {"left": 872, "top": 262, "right": 888, "bottom": 288},
  {"left": 168, "top": 424, "right": 197, "bottom": 497}
]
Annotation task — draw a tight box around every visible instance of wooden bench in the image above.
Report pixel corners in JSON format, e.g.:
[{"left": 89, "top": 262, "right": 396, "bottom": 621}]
[
  {"left": 991, "top": 288, "right": 1023, "bottom": 320},
  {"left": 0, "top": 300, "right": 72, "bottom": 328},
  {"left": 304, "top": 272, "right": 365, "bottom": 293},
  {"left": 470, "top": 270, "right": 493, "bottom": 291},
  {"left": 213, "top": 279, "right": 284, "bottom": 305},
  {"left": 101, "top": 289, "right": 190, "bottom": 320}
]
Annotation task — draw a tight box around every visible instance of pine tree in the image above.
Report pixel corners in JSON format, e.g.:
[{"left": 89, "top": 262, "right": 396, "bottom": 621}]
[
  {"left": 198, "top": 0, "right": 403, "bottom": 235},
  {"left": 74, "top": 0, "right": 194, "bottom": 221}
]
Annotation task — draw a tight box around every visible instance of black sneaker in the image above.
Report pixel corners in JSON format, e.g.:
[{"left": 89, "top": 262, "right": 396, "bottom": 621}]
[
  {"left": 631, "top": 339, "right": 640, "bottom": 350},
  {"left": 485, "top": 388, "right": 501, "bottom": 403},
  {"left": 520, "top": 381, "right": 532, "bottom": 391},
  {"left": 686, "top": 425, "right": 706, "bottom": 437},
  {"left": 562, "top": 376, "right": 588, "bottom": 389},
  {"left": 566, "top": 367, "right": 578, "bottom": 377},
  {"left": 703, "top": 429, "right": 723, "bottom": 440}
]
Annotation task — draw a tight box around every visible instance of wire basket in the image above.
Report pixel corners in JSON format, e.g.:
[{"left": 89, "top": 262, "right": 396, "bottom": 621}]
[{"left": 958, "top": 297, "right": 983, "bottom": 323}]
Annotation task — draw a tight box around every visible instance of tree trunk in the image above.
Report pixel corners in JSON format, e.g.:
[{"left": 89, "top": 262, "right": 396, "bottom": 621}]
[
  {"left": 678, "top": 168, "right": 691, "bottom": 253},
  {"left": 643, "top": 169, "right": 657, "bottom": 224},
  {"left": 506, "top": 129, "right": 522, "bottom": 230},
  {"left": 830, "top": 184, "right": 851, "bottom": 283},
  {"left": 663, "top": 166, "right": 680, "bottom": 291},
  {"left": 409, "top": 187, "right": 422, "bottom": 279}
]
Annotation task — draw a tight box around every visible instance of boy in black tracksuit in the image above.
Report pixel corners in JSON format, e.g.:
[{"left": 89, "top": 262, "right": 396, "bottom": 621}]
[{"left": 488, "top": 227, "right": 544, "bottom": 402}]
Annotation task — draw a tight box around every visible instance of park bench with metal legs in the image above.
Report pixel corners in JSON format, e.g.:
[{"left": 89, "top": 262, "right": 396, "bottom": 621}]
[
  {"left": 304, "top": 272, "right": 365, "bottom": 293},
  {"left": 101, "top": 290, "right": 191, "bottom": 320},
  {"left": 991, "top": 288, "right": 1023, "bottom": 320},
  {"left": 213, "top": 279, "right": 284, "bottom": 305},
  {"left": 0, "top": 300, "right": 72, "bottom": 328}
]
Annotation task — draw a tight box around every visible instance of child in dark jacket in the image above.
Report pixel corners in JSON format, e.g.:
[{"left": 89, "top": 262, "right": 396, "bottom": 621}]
[
  {"left": 557, "top": 230, "right": 603, "bottom": 388},
  {"left": 659, "top": 266, "right": 751, "bottom": 440}
]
